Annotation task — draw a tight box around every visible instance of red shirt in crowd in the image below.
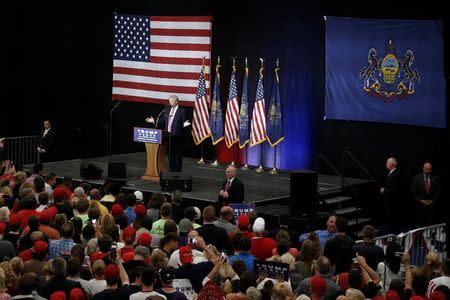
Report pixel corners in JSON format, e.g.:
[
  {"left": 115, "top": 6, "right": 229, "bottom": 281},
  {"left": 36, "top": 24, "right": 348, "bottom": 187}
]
[{"left": 251, "top": 237, "right": 276, "bottom": 260}]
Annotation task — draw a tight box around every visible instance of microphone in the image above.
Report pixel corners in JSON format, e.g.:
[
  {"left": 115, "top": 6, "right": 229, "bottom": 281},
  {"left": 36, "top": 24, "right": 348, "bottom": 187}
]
[{"left": 155, "top": 106, "right": 168, "bottom": 129}]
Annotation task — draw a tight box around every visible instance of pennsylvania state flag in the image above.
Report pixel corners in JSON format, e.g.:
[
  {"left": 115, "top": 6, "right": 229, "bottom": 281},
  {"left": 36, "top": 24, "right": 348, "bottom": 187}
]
[
  {"left": 238, "top": 66, "right": 250, "bottom": 148},
  {"left": 209, "top": 65, "right": 224, "bottom": 145},
  {"left": 325, "top": 17, "right": 446, "bottom": 128},
  {"left": 266, "top": 66, "right": 284, "bottom": 146}
]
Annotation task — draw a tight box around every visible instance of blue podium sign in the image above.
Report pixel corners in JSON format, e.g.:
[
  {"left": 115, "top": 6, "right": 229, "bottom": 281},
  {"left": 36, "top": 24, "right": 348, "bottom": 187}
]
[
  {"left": 229, "top": 203, "right": 256, "bottom": 222},
  {"left": 133, "top": 127, "right": 162, "bottom": 144}
]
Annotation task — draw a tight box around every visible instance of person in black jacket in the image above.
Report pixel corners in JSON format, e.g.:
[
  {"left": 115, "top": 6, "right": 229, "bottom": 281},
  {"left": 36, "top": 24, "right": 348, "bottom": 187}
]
[
  {"left": 218, "top": 165, "right": 244, "bottom": 206},
  {"left": 39, "top": 257, "right": 83, "bottom": 299},
  {"left": 411, "top": 162, "right": 440, "bottom": 226},
  {"left": 37, "top": 119, "right": 55, "bottom": 162},
  {"left": 380, "top": 157, "right": 402, "bottom": 234},
  {"left": 146, "top": 95, "right": 190, "bottom": 172}
]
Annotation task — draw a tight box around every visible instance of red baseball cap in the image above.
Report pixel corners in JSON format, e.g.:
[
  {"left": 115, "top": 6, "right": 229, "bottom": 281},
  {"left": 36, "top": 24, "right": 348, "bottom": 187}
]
[
  {"left": 53, "top": 186, "right": 71, "bottom": 202},
  {"left": 50, "top": 291, "right": 66, "bottom": 300},
  {"left": 137, "top": 233, "right": 152, "bottom": 247},
  {"left": 0, "top": 222, "right": 6, "bottom": 234},
  {"left": 33, "top": 240, "right": 48, "bottom": 253},
  {"left": 122, "top": 226, "right": 137, "bottom": 243},
  {"left": 111, "top": 204, "right": 124, "bottom": 216},
  {"left": 385, "top": 290, "right": 401, "bottom": 300},
  {"left": 69, "top": 288, "right": 85, "bottom": 300},
  {"left": 237, "top": 214, "right": 250, "bottom": 230},
  {"left": 179, "top": 246, "right": 193, "bottom": 264},
  {"left": 90, "top": 252, "right": 107, "bottom": 263},
  {"left": 104, "top": 263, "right": 120, "bottom": 281},
  {"left": 134, "top": 204, "right": 147, "bottom": 217},
  {"left": 122, "top": 251, "right": 135, "bottom": 262}
]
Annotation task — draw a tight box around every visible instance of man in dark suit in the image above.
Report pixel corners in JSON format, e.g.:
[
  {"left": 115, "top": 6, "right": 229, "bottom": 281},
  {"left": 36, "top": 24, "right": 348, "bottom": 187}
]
[
  {"left": 37, "top": 119, "right": 55, "bottom": 162},
  {"left": 380, "top": 157, "right": 401, "bottom": 234},
  {"left": 218, "top": 165, "right": 244, "bottom": 206},
  {"left": 146, "top": 95, "right": 190, "bottom": 172},
  {"left": 411, "top": 162, "right": 440, "bottom": 226}
]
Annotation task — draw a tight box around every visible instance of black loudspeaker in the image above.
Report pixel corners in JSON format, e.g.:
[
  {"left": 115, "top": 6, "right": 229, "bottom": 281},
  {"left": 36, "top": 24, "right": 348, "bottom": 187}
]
[
  {"left": 290, "top": 170, "right": 318, "bottom": 217},
  {"left": 160, "top": 172, "right": 192, "bottom": 192},
  {"left": 108, "top": 162, "right": 127, "bottom": 178},
  {"left": 80, "top": 162, "right": 104, "bottom": 180}
]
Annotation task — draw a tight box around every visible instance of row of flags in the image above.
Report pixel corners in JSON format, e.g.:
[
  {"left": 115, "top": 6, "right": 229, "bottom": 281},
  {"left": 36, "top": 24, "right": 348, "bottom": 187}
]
[{"left": 192, "top": 60, "right": 284, "bottom": 149}]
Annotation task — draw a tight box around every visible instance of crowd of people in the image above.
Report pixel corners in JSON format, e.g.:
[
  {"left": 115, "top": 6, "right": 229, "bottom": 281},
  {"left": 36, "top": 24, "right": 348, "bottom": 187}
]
[{"left": 0, "top": 160, "right": 448, "bottom": 300}]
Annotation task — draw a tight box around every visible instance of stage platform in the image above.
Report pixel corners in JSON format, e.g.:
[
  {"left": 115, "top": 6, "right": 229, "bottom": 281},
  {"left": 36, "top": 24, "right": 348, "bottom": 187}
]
[{"left": 27, "top": 152, "right": 373, "bottom": 206}]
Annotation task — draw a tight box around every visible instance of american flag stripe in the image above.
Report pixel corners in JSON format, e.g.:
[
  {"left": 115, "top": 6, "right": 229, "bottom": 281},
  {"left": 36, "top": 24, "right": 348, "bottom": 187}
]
[
  {"left": 192, "top": 69, "right": 211, "bottom": 145},
  {"left": 113, "top": 67, "right": 211, "bottom": 81},
  {"left": 150, "top": 43, "right": 211, "bottom": 51},
  {"left": 224, "top": 71, "right": 240, "bottom": 148},
  {"left": 112, "top": 14, "right": 212, "bottom": 107},
  {"left": 250, "top": 76, "right": 267, "bottom": 146}
]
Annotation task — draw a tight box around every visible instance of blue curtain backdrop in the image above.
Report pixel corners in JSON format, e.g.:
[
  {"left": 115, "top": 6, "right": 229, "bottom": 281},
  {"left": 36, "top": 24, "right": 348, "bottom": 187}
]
[{"left": 325, "top": 17, "right": 446, "bottom": 128}]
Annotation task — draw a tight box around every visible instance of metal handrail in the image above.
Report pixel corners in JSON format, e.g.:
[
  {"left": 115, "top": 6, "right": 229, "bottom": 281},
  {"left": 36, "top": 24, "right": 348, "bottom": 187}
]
[
  {"left": 3, "top": 135, "right": 40, "bottom": 167},
  {"left": 341, "top": 150, "right": 380, "bottom": 188}
]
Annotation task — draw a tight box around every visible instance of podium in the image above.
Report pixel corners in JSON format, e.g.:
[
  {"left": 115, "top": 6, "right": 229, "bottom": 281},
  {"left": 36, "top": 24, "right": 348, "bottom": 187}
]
[{"left": 134, "top": 127, "right": 167, "bottom": 182}]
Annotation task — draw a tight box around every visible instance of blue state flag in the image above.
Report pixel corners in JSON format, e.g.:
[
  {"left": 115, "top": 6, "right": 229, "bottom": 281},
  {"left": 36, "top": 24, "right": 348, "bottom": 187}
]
[
  {"left": 266, "top": 67, "right": 284, "bottom": 146},
  {"left": 238, "top": 67, "right": 250, "bottom": 148},
  {"left": 210, "top": 66, "right": 224, "bottom": 145},
  {"left": 325, "top": 17, "right": 446, "bottom": 128}
]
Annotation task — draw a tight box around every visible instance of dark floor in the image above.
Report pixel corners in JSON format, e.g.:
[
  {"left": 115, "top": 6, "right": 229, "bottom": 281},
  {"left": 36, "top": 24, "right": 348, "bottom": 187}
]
[{"left": 26, "top": 152, "right": 371, "bottom": 204}]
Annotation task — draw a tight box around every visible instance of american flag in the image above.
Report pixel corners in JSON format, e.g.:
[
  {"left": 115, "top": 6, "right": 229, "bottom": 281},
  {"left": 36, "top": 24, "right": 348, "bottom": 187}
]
[
  {"left": 250, "top": 75, "right": 267, "bottom": 146},
  {"left": 224, "top": 69, "right": 239, "bottom": 148},
  {"left": 112, "top": 14, "right": 212, "bottom": 106},
  {"left": 192, "top": 67, "right": 211, "bottom": 145}
]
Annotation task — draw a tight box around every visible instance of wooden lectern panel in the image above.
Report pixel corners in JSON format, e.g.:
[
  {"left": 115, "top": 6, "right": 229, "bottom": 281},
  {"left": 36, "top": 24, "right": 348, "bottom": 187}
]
[{"left": 141, "top": 142, "right": 167, "bottom": 182}]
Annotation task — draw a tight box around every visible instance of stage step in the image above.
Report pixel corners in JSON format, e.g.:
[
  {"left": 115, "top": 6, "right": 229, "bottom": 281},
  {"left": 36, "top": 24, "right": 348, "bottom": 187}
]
[
  {"left": 335, "top": 207, "right": 358, "bottom": 215},
  {"left": 348, "top": 217, "right": 371, "bottom": 227},
  {"left": 325, "top": 196, "right": 352, "bottom": 205}
]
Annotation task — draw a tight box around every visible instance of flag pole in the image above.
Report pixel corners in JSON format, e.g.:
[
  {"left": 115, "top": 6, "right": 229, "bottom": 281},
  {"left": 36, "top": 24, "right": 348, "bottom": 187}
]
[
  {"left": 270, "top": 145, "right": 278, "bottom": 174},
  {"left": 197, "top": 56, "right": 207, "bottom": 165},
  {"left": 241, "top": 57, "right": 249, "bottom": 171},
  {"left": 211, "top": 56, "right": 221, "bottom": 167},
  {"left": 270, "top": 60, "right": 281, "bottom": 175},
  {"left": 256, "top": 58, "right": 265, "bottom": 173}
]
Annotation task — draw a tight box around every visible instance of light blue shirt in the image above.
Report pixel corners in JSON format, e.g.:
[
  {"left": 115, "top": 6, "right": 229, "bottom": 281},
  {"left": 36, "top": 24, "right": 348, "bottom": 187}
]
[{"left": 299, "top": 230, "right": 336, "bottom": 250}]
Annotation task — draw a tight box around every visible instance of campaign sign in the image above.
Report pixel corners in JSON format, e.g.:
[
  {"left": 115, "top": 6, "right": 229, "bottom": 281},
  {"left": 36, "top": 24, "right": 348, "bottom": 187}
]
[
  {"left": 229, "top": 203, "right": 255, "bottom": 222},
  {"left": 173, "top": 279, "right": 196, "bottom": 300},
  {"left": 253, "top": 259, "right": 290, "bottom": 282},
  {"left": 133, "top": 127, "right": 162, "bottom": 144}
]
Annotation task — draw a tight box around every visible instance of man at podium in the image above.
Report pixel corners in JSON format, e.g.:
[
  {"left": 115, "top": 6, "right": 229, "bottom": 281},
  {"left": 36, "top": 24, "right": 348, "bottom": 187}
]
[{"left": 146, "top": 95, "right": 190, "bottom": 172}]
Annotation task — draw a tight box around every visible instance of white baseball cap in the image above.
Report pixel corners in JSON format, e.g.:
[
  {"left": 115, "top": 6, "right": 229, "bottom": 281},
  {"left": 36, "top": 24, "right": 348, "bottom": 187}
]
[{"left": 133, "top": 190, "right": 143, "bottom": 201}]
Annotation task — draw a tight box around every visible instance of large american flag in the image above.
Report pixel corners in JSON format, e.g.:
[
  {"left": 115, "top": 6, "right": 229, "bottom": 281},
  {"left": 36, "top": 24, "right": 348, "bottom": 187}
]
[
  {"left": 250, "top": 75, "right": 267, "bottom": 146},
  {"left": 224, "top": 69, "right": 239, "bottom": 148},
  {"left": 192, "top": 67, "right": 211, "bottom": 145},
  {"left": 112, "top": 14, "right": 212, "bottom": 106}
]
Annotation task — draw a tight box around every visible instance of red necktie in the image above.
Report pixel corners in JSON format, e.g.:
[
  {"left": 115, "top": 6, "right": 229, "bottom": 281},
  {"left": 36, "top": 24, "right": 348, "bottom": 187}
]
[
  {"left": 425, "top": 175, "right": 430, "bottom": 195},
  {"left": 225, "top": 180, "right": 231, "bottom": 191}
]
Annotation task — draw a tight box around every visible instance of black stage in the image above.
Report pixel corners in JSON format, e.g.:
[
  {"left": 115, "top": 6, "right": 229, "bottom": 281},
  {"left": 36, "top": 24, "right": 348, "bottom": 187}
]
[{"left": 28, "top": 152, "right": 373, "bottom": 206}]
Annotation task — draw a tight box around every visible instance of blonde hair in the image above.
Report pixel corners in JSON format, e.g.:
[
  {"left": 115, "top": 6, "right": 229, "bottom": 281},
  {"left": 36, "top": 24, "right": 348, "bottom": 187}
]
[
  {"left": 0, "top": 186, "right": 12, "bottom": 196},
  {"left": 345, "top": 288, "right": 365, "bottom": 300},
  {"left": 246, "top": 286, "right": 262, "bottom": 300},
  {"left": 273, "top": 282, "right": 294, "bottom": 300},
  {"left": 219, "top": 262, "right": 236, "bottom": 295},
  {"left": 14, "top": 171, "right": 27, "bottom": 184},
  {"left": 204, "top": 244, "right": 220, "bottom": 260},
  {"left": 85, "top": 238, "right": 99, "bottom": 256},
  {"left": 0, "top": 261, "right": 18, "bottom": 287},
  {"left": 151, "top": 250, "right": 168, "bottom": 270},
  {"left": 98, "top": 213, "right": 115, "bottom": 236},
  {"left": 10, "top": 257, "right": 23, "bottom": 276},
  {"left": 0, "top": 269, "right": 6, "bottom": 293}
]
